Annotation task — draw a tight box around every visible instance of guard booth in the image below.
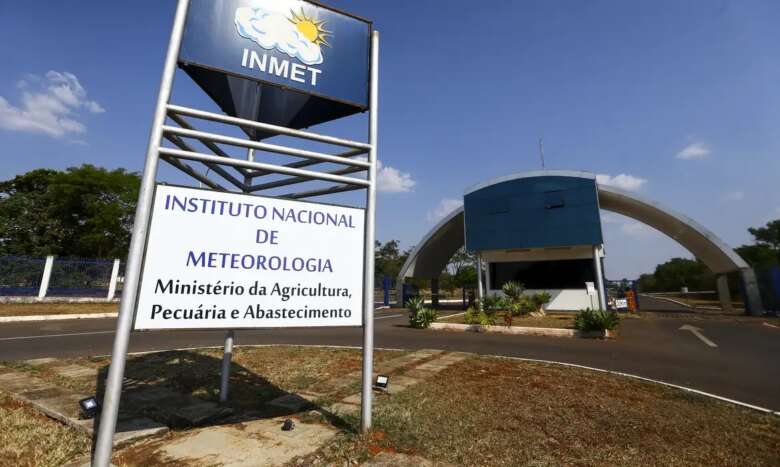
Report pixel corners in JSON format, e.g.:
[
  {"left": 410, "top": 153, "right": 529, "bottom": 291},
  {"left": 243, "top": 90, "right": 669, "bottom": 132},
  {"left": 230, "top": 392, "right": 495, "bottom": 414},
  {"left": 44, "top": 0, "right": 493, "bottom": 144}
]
[
  {"left": 463, "top": 174, "right": 607, "bottom": 310},
  {"left": 93, "top": 1, "right": 381, "bottom": 465}
]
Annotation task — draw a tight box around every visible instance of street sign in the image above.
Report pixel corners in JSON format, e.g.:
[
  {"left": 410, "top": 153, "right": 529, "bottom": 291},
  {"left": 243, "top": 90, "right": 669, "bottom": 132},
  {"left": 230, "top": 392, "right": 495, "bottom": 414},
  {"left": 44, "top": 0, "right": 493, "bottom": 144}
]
[
  {"left": 586, "top": 281, "right": 596, "bottom": 296},
  {"left": 134, "top": 185, "right": 365, "bottom": 330}
]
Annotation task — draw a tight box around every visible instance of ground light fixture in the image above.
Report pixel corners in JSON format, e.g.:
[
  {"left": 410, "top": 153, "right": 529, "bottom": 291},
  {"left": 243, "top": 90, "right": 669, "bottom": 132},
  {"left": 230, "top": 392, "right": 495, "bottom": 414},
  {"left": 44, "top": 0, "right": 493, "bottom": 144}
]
[
  {"left": 374, "top": 375, "right": 389, "bottom": 392},
  {"left": 79, "top": 396, "right": 100, "bottom": 419}
]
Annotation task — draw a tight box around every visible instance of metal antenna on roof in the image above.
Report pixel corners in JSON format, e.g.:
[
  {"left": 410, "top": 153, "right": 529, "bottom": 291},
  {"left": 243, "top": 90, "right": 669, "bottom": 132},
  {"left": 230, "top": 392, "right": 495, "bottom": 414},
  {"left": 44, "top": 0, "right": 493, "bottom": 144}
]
[{"left": 538, "top": 137, "right": 546, "bottom": 169}]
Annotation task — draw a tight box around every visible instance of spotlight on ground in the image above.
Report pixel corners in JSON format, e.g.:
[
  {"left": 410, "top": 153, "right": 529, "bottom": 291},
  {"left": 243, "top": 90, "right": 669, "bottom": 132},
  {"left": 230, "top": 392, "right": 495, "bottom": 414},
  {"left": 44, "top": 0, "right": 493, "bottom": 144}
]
[
  {"left": 78, "top": 396, "right": 100, "bottom": 419},
  {"left": 374, "top": 375, "right": 389, "bottom": 392}
]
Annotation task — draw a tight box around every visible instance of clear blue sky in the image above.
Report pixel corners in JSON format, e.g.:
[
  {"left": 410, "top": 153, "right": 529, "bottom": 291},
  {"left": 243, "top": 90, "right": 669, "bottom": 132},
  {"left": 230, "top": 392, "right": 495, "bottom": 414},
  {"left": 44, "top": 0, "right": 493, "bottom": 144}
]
[{"left": 1, "top": 0, "right": 778, "bottom": 278}]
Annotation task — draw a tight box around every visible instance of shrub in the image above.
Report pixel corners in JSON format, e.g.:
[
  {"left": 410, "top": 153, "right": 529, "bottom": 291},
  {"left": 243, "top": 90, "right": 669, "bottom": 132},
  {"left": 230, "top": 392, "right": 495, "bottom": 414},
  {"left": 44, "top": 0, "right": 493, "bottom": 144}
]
[
  {"left": 477, "top": 310, "right": 496, "bottom": 327},
  {"left": 407, "top": 297, "right": 438, "bottom": 329},
  {"left": 464, "top": 307, "right": 478, "bottom": 324},
  {"left": 501, "top": 281, "right": 525, "bottom": 302},
  {"left": 481, "top": 295, "right": 505, "bottom": 312},
  {"left": 574, "top": 308, "right": 620, "bottom": 332},
  {"left": 529, "top": 292, "right": 552, "bottom": 316}
]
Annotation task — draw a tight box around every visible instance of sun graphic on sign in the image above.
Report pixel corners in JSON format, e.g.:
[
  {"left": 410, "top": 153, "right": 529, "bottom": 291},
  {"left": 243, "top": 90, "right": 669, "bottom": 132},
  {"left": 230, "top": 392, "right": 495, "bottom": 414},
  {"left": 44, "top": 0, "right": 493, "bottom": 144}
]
[{"left": 289, "top": 8, "right": 331, "bottom": 48}]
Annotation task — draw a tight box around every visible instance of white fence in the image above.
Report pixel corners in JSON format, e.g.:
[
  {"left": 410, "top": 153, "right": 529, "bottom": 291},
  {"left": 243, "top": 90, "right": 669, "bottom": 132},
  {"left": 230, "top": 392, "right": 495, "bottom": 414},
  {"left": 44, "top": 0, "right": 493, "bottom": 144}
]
[{"left": 0, "top": 255, "right": 123, "bottom": 302}]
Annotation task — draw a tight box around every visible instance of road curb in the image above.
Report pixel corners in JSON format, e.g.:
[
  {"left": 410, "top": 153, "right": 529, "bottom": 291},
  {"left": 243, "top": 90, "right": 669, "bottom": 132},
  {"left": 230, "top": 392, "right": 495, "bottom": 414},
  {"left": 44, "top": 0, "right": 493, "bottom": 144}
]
[
  {"left": 0, "top": 313, "right": 118, "bottom": 323},
  {"left": 429, "top": 321, "right": 613, "bottom": 338}
]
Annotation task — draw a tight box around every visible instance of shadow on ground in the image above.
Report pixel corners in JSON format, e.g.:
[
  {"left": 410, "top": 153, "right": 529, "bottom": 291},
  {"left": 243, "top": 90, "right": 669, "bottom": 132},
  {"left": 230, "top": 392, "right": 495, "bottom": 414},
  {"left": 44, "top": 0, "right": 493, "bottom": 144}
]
[{"left": 88, "top": 350, "right": 351, "bottom": 460}]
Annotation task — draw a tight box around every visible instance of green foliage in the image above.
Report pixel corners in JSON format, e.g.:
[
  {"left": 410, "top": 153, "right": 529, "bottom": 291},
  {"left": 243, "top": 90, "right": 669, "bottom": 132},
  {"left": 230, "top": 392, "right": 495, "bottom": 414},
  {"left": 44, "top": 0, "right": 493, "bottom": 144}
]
[
  {"left": 407, "top": 297, "right": 437, "bottom": 329},
  {"left": 0, "top": 165, "right": 140, "bottom": 258},
  {"left": 501, "top": 281, "right": 525, "bottom": 301},
  {"left": 464, "top": 307, "right": 478, "bottom": 324},
  {"left": 747, "top": 220, "right": 780, "bottom": 250},
  {"left": 530, "top": 292, "right": 552, "bottom": 313},
  {"left": 480, "top": 295, "right": 505, "bottom": 312},
  {"left": 448, "top": 247, "right": 478, "bottom": 290},
  {"left": 574, "top": 308, "right": 620, "bottom": 332},
  {"left": 636, "top": 257, "right": 715, "bottom": 292},
  {"left": 464, "top": 306, "right": 496, "bottom": 327},
  {"left": 477, "top": 310, "right": 496, "bottom": 326},
  {"left": 375, "top": 240, "right": 411, "bottom": 280}
]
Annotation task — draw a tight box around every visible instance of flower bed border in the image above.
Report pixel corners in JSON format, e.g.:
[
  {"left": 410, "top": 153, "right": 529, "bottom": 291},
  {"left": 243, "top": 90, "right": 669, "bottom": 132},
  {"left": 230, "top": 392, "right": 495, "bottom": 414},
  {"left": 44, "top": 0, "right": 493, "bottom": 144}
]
[{"left": 429, "top": 321, "right": 614, "bottom": 338}]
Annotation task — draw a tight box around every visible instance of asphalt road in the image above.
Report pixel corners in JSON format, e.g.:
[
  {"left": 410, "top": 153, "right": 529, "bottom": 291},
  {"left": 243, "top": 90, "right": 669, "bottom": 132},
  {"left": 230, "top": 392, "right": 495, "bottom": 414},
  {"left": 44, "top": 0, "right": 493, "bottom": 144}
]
[{"left": 1, "top": 297, "right": 778, "bottom": 411}]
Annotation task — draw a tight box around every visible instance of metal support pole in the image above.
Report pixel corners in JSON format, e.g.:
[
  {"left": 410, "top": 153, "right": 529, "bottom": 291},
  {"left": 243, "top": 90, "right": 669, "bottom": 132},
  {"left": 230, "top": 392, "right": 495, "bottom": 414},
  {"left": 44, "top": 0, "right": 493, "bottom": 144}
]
[
  {"left": 219, "top": 330, "right": 235, "bottom": 402},
  {"left": 716, "top": 274, "right": 733, "bottom": 312},
  {"left": 431, "top": 278, "right": 439, "bottom": 308},
  {"left": 93, "top": 1, "right": 190, "bottom": 465},
  {"left": 360, "top": 30, "right": 379, "bottom": 433},
  {"left": 476, "top": 253, "right": 484, "bottom": 306},
  {"left": 592, "top": 245, "right": 606, "bottom": 310},
  {"left": 219, "top": 149, "right": 254, "bottom": 403},
  {"left": 484, "top": 259, "right": 491, "bottom": 297},
  {"left": 37, "top": 255, "right": 54, "bottom": 300},
  {"left": 107, "top": 258, "right": 121, "bottom": 301}
]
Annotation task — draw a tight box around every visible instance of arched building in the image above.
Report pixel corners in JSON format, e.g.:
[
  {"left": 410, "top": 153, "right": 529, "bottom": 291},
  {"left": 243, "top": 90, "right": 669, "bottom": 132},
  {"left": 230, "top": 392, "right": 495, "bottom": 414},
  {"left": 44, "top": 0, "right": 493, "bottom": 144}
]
[{"left": 397, "top": 170, "right": 763, "bottom": 315}]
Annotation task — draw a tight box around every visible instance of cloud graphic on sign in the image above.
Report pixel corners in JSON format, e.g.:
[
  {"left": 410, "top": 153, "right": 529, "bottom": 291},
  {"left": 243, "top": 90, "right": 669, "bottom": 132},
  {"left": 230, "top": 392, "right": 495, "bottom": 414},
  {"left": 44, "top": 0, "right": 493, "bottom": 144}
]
[{"left": 235, "top": 4, "right": 328, "bottom": 66}]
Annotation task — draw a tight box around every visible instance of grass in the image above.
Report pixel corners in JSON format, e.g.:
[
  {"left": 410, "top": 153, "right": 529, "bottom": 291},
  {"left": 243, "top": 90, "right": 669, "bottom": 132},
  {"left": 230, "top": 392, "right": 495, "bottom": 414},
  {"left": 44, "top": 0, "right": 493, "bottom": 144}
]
[
  {"left": 0, "top": 390, "right": 91, "bottom": 467},
  {"left": 5, "top": 346, "right": 409, "bottom": 415},
  {"left": 0, "top": 302, "right": 118, "bottom": 317},
  {"left": 5, "top": 346, "right": 780, "bottom": 466},
  {"left": 291, "top": 356, "right": 780, "bottom": 466},
  {"left": 439, "top": 311, "right": 577, "bottom": 329}
]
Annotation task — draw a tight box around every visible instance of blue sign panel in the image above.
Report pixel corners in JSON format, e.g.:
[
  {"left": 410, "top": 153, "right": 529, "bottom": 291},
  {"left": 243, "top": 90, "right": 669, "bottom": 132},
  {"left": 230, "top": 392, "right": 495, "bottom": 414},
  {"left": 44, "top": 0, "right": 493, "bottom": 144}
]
[
  {"left": 464, "top": 176, "right": 603, "bottom": 252},
  {"left": 180, "top": 0, "right": 371, "bottom": 108}
]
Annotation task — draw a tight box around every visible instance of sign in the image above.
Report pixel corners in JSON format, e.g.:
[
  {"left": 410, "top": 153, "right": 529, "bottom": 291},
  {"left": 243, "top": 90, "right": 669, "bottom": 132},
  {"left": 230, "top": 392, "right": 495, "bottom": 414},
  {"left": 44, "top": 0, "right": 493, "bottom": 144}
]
[
  {"left": 585, "top": 281, "right": 596, "bottom": 296},
  {"left": 133, "top": 185, "right": 365, "bottom": 330},
  {"left": 615, "top": 298, "right": 628, "bottom": 309},
  {"left": 179, "top": 0, "right": 371, "bottom": 107}
]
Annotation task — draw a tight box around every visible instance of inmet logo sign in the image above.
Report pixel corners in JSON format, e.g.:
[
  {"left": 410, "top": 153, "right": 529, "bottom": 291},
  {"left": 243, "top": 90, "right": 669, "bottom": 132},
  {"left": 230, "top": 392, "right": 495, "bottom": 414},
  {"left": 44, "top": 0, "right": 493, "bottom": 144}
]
[{"left": 179, "top": 0, "right": 371, "bottom": 107}]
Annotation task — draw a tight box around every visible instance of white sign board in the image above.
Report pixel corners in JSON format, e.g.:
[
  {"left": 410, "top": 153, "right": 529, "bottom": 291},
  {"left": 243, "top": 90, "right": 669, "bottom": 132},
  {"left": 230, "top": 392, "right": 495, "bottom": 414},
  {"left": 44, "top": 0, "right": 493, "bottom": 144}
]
[
  {"left": 133, "top": 185, "right": 365, "bottom": 330},
  {"left": 585, "top": 281, "right": 596, "bottom": 296},
  {"left": 615, "top": 298, "right": 628, "bottom": 309}
]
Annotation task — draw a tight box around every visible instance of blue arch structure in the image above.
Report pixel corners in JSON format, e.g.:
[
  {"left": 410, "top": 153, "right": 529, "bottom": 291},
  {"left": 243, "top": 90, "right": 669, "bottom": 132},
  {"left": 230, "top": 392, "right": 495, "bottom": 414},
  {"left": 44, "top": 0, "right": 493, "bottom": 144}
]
[{"left": 397, "top": 170, "right": 763, "bottom": 315}]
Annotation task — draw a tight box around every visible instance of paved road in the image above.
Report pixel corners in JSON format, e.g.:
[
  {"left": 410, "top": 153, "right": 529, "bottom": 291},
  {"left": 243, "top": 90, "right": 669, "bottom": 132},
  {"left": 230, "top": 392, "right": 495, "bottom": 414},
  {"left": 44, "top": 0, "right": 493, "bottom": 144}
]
[{"left": 1, "top": 303, "right": 778, "bottom": 411}]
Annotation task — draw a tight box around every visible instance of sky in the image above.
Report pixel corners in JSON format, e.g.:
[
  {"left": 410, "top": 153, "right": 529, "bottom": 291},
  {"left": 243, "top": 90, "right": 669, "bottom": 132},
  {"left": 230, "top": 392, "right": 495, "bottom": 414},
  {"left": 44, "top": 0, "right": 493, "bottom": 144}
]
[{"left": 1, "top": 0, "right": 779, "bottom": 279}]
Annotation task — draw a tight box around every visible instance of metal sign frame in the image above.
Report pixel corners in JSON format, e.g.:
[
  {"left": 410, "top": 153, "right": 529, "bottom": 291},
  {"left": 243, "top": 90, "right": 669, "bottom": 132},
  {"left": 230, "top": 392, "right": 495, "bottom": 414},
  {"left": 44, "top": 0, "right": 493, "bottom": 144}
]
[{"left": 93, "top": 0, "right": 379, "bottom": 464}]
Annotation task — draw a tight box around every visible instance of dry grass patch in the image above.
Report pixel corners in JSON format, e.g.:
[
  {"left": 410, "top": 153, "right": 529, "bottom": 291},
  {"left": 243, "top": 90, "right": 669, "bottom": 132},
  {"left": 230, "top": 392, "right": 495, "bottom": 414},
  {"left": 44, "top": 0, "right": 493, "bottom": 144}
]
[
  {"left": 0, "top": 390, "right": 90, "bottom": 467},
  {"left": 293, "top": 355, "right": 780, "bottom": 466},
  {"left": 0, "top": 302, "right": 117, "bottom": 317}
]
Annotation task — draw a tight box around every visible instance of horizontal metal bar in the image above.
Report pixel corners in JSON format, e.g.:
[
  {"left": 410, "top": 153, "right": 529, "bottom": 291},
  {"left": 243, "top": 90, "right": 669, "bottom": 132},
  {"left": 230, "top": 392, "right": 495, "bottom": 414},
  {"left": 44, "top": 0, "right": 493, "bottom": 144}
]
[
  {"left": 159, "top": 147, "right": 371, "bottom": 187},
  {"left": 167, "top": 104, "right": 371, "bottom": 150},
  {"left": 248, "top": 147, "right": 366, "bottom": 179},
  {"left": 167, "top": 113, "right": 251, "bottom": 177},
  {"left": 282, "top": 183, "right": 365, "bottom": 200},
  {"left": 162, "top": 126, "right": 371, "bottom": 169},
  {"left": 164, "top": 134, "right": 247, "bottom": 190},
  {"left": 248, "top": 165, "right": 366, "bottom": 192},
  {"left": 160, "top": 155, "right": 226, "bottom": 191}
]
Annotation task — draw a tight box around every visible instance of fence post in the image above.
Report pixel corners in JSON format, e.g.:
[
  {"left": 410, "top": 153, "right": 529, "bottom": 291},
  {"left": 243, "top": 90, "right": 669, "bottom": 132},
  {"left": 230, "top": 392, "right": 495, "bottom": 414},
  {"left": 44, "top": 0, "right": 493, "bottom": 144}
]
[
  {"left": 107, "top": 258, "right": 121, "bottom": 300},
  {"left": 37, "top": 255, "right": 54, "bottom": 300}
]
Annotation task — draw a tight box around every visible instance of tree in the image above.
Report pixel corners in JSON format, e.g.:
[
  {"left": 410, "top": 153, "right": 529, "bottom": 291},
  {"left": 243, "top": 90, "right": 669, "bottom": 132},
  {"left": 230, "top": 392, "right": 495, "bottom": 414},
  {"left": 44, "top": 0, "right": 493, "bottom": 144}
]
[
  {"left": 736, "top": 219, "right": 780, "bottom": 268},
  {"left": 0, "top": 165, "right": 140, "bottom": 258},
  {"left": 446, "top": 246, "right": 478, "bottom": 302},
  {"left": 637, "top": 257, "right": 714, "bottom": 292},
  {"left": 374, "top": 239, "right": 410, "bottom": 280}
]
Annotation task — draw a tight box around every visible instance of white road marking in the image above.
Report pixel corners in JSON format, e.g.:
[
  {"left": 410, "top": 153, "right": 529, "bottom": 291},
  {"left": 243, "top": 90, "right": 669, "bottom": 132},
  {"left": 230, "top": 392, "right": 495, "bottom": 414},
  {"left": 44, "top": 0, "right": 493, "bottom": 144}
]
[
  {"left": 763, "top": 322, "right": 779, "bottom": 329},
  {"left": 375, "top": 314, "right": 402, "bottom": 320},
  {"left": 0, "top": 330, "right": 115, "bottom": 341},
  {"left": 679, "top": 324, "right": 717, "bottom": 348}
]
